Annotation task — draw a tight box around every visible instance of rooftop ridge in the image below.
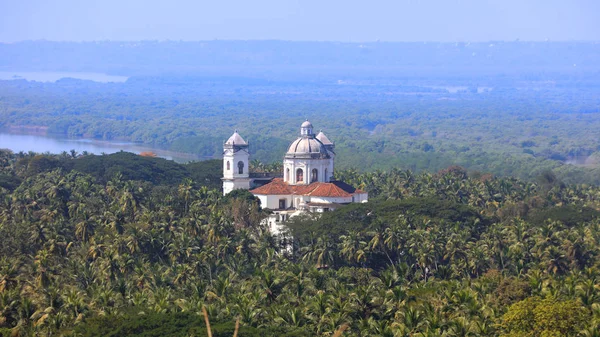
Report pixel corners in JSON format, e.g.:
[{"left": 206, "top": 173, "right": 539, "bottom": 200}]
[{"left": 250, "top": 178, "right": 363, "bottom": 197}]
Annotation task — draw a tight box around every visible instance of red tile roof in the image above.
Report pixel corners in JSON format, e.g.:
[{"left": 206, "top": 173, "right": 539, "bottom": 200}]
[
  {"left": 309, "top": 183, "right": 352, "bottom": 197},
  {"left": 249, "top": 178, "right": 291, "bottom": 195},
  {"left": 250, "top": 178, "right": 366, "bottom": 198}
]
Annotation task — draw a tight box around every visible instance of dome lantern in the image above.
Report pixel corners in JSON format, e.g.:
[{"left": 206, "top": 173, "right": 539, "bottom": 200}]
[{"left": 300, "top": 120, "right": 314, "bottom": 137}]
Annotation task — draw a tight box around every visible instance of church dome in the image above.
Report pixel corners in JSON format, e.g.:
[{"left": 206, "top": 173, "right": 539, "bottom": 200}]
[
  {"left": 286, "top": 137, "right": 329, "bottom": 159},
  {"left": 285, "top": 120, "right": 330, "bottom": 159}
]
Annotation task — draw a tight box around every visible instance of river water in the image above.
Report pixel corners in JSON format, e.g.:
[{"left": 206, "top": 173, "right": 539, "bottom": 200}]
[
  {"left": 0, "top": 132, "right": 202, "bottom": 163},
  {"left": 0, "top": 72, "right": 203, "bottom": 162}
]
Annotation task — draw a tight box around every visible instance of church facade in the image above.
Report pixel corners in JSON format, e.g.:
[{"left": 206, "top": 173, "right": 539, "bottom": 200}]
[{"left": 222, "top": 120, "right": 368, "bottom": 233}]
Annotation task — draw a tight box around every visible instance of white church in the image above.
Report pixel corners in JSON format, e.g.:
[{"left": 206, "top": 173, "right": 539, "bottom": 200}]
[{"left": 222, "top": 120, "right": 368, "bottom": 233}]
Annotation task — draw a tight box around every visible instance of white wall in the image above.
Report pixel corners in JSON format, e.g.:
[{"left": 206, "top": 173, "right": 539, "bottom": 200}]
[
  {"left": 256, "top": 193, "right": 367, "bottom": 208},
  {"left": 223, "top": 144, "right": 250, "bottom": 195},
  {"left": 354, "top": 192, "right": 369, "bottom": 203},
  {"left": 223, "top": 147, "right": 249, "bottom": 180},
  {"left": 309, "top": 196, "right": 352, "bottom": 204},
  {"left": 283, "top": 157, "right": 334, "bottom": 185},
  {"left": 256, "top": 194, "right": 294, "bottom": 210}
]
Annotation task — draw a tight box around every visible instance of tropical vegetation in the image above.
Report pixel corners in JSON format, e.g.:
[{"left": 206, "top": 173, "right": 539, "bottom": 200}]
[{"left": 1, "top": 150, "right": 600, "bottom": 336}]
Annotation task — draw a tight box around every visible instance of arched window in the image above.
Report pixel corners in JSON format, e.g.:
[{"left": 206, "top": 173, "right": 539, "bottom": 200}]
[
  {"left": 296, "top": 168, "right": 303, "bottom": 182},
  {"left": 311, "top": 168, "right": 318, "bottom": 183},
  {"left": 238, "top": 161, "right": 244, "bottom": 174},
  {"left": 325, "top": 168, "right": 328, "bottom": 181},
  {"left": 285, "top": 168, "right": 290, "bottom": 182},
  {"left": 226, "top": 161, "right": 230, "bottom": 171}
]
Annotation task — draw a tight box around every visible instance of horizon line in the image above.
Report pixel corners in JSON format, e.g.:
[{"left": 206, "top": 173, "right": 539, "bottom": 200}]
[{"left": 2, "top": 38, "right": 599, "bottom": 44}]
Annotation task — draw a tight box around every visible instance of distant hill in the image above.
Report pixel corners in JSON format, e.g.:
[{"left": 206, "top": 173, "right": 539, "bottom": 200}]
[{"left": 1, "top": 40, "right": 599, "bottom": 79}]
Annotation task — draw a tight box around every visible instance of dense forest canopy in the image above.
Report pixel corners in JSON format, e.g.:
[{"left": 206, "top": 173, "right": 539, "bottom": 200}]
[
  {"left": 1, "top": 74, "right": 600, "bottom": 185},
  {"left": 1, "top": 150, "right": 600, "bottom": 335}
]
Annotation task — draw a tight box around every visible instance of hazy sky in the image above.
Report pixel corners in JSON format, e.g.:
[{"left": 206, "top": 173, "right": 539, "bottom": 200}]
[{"left": 1, "top": 0, "right": 599, "bottom": 42}]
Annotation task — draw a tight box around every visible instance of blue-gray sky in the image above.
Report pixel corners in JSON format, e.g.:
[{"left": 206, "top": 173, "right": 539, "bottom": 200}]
[{"left": 1, "top": 0, "right": 599, "bottom": 42}]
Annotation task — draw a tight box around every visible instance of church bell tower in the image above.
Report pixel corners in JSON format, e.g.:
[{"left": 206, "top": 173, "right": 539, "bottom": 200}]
[{"left": 222, "top": 130, "right": 251, "bottom": 195}]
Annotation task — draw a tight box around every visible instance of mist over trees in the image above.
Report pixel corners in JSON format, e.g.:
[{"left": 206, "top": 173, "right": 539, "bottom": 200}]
[{"left": 1, "top": 40, "right": 599, "bottom": 78}]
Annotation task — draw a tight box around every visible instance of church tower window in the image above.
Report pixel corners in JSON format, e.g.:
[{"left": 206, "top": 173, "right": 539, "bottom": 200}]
[
  {"left": 296, "top": 168, "right": 304, "bottom": 182},
  {"left": 311, "top": 169, "right": 318, "bottom": 183},
  {"left": 238, "top": 161, "right": 244, "bottom": 174},
  {"left": 325, "top": 168, "right": 328, "bottom": 181},
  {"left": 227, "top": 161, "right": 230, "bottom": 171}
]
